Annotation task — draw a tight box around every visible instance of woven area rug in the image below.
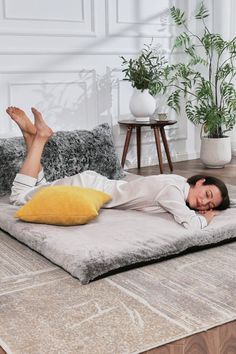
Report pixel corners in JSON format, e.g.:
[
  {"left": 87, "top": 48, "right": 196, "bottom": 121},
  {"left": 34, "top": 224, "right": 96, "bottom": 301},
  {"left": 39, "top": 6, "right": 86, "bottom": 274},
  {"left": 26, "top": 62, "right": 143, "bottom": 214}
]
[{"left": 1, "top": 228, "right": 236, "bottom": 354}]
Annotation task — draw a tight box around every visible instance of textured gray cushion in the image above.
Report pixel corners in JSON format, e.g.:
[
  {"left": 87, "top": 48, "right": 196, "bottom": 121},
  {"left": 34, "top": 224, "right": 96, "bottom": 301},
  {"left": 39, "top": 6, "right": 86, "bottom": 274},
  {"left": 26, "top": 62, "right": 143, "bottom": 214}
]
[{"left": 0, "top": 123, "right": 123, "bottom": 196}]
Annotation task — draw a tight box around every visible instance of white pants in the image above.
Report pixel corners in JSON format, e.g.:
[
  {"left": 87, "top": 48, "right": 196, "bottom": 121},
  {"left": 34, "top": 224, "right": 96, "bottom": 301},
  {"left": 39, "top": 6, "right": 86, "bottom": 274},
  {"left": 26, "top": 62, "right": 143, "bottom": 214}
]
[{"left": 10, "top": 170, "right": 127, "bottom": 207}]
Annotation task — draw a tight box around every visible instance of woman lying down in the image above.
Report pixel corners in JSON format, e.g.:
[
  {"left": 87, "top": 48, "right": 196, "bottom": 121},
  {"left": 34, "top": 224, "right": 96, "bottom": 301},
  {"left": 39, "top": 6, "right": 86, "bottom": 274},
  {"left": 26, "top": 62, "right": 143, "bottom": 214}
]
[{"left": 6, "top": 107, "right": 230, "bottom": 230}]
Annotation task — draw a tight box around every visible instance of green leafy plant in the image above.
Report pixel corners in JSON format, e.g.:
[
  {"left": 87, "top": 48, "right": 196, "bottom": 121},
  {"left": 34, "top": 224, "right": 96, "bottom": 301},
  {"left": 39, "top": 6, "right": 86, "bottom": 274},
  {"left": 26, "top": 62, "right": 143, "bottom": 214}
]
[
  {"left": 165, "top": 2, "right": 236, "bottom": 138},
  {"left": 121, "top": 45, "right": 167, "bottom": 96}
]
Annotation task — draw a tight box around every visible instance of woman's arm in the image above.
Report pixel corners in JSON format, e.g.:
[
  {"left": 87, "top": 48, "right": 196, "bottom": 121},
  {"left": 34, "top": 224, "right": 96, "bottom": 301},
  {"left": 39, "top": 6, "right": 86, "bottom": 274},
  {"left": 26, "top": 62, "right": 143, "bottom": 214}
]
[
  {"left": 157, "top": 185, "right": 213, "bottom": 230},
  {"left": 198, "top": 209, "right": 219, "bottom": 224}
]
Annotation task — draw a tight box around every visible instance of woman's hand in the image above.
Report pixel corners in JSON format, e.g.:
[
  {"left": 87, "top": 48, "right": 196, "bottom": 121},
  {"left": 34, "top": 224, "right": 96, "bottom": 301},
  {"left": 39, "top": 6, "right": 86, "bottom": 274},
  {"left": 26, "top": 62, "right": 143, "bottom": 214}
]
[{"left": 198, "top": 209, "right": 219, "bottom": 224}]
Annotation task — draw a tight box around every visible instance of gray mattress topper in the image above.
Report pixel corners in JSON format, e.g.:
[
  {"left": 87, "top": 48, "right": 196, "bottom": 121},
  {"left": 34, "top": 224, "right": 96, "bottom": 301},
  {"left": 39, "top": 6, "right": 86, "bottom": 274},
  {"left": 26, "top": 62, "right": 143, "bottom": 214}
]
[{"left": 0, "top": 176, "right": 236, "bottom": 284}]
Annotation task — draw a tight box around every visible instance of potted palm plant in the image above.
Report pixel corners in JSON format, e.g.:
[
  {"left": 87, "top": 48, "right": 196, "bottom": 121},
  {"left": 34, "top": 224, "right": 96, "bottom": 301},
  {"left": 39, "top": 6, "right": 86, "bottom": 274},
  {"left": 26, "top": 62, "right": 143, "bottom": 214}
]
[
  {"left": 165, "top": 2, "right": 236, "bottom": 167},
  {"left": 121, "top": 45, "right": 166, "bottom": 120}
]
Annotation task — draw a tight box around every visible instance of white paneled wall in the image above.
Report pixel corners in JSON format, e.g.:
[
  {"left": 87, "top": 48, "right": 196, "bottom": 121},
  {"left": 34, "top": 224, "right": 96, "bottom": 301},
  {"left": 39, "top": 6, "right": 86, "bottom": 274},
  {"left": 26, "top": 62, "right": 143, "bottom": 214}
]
[{"left": 0, "top": 0, "right": 203, "bottom": 168}]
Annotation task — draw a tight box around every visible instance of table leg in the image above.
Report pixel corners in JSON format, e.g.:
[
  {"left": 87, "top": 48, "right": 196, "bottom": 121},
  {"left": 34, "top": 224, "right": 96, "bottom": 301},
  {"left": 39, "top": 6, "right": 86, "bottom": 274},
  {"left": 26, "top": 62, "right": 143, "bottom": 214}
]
[
  {"left": 160, "top": 127, "right": 173, "bottom": 172},
  {"left": 153, "top": 126, "right": 163, "bottom": 174},
  {"left": 136, "top": 126, "right": 141, "bottom": 169},
  {"left": 121, "top": 126, "right": 133, "bottom": 168}
]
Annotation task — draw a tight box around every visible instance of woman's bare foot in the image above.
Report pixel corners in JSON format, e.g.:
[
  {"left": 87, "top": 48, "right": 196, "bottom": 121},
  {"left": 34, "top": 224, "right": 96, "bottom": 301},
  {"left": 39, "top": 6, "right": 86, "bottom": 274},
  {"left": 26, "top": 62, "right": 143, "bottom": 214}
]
[
  {"left": 31, "top": 107, "right": 53, "bottom": 140},
  {"left": 6, "top": 106, "right": 37, "bottom": 136}
]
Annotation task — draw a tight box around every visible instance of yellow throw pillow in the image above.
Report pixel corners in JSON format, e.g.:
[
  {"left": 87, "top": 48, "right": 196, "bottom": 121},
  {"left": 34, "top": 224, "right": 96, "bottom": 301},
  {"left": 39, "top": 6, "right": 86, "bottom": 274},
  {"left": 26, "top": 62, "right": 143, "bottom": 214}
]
[{"left": 15, "top": 185, "right": 112, "bottom": 226}]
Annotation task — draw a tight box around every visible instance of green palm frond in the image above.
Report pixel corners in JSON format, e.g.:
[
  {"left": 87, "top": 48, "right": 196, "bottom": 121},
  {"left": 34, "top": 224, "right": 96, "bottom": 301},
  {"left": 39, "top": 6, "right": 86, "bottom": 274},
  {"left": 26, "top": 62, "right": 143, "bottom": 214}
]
[
  {"left": 195, "top": 80, "right": 213, "bottom": 101},
  {"left": 217, "top": 63, "right": 235, "bottom": 80},
  {"left": 185, "top": 101, "right": 197, "bottom": 123},
  {"left": 228, "top": 39, "right": 236, "bottom": 54},
  {"left": 173, "top": 32, "right": 190, "bottom": 49},
  {"left": 220, "top": 82, "right": 236, "bottom": 104},
  {"left": 167, "top": 90, "right": 181, "bottom": 112},
  {"left": 201, "top": 32, "right": 212, "bottom": 55},
  {"left": 170, "top": 6, "right": 186, "bottom": 25},
  {"left": 211, "top": 34, "right": 226, "bottom": 54},
  {"left": 195, "top": 2, "right": 209, "bottom": 19}
]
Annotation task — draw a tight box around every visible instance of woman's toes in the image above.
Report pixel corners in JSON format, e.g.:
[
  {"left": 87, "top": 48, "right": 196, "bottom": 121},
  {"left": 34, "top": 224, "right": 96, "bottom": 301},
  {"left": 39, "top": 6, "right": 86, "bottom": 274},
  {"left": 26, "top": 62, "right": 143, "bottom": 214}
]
[
  {"left": 31, "top": 107, "right": 40, "bottom": 114},
  {"left": 6, "top": 106, "right": 36, "bottom": 135}
]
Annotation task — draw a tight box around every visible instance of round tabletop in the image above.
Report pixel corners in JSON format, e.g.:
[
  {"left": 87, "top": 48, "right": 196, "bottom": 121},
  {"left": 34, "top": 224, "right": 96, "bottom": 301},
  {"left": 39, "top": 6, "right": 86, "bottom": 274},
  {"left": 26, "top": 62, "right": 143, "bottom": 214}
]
[{"left": 118, "top": 119, "right": 177, "bottom": 127}]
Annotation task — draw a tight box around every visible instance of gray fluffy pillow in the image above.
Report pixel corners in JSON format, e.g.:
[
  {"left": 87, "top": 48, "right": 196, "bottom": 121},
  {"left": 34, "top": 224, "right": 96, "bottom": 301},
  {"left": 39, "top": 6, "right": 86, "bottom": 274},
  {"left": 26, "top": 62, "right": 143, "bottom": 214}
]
[{"left": 0, "top": 123, "right": 123, "bottom": 196}]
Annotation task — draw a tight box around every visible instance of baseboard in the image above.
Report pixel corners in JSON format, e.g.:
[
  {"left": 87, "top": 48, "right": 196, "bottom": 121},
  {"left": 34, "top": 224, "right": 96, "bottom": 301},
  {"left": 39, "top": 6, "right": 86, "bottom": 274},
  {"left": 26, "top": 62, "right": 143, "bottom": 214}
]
[{"left": 125, "top": 151, "right": 200, "bottom": 169}]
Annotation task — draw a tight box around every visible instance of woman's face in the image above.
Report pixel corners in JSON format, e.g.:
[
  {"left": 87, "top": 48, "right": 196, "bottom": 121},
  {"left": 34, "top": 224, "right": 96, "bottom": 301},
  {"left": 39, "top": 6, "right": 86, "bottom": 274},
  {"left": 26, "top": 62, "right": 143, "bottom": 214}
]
[{"left": 187, "top": 179, "right": 223, "bottom": 211}]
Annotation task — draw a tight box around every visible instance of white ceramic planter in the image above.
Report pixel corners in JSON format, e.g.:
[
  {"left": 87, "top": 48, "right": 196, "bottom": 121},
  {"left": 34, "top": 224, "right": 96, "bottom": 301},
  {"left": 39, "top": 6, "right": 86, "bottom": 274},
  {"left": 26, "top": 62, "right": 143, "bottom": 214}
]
[
  {"left": 200, "top": 136, "right": 232, "bottom": 168},
  {"left": 129, "top": 89, "right": 156, "bottom": 118}
]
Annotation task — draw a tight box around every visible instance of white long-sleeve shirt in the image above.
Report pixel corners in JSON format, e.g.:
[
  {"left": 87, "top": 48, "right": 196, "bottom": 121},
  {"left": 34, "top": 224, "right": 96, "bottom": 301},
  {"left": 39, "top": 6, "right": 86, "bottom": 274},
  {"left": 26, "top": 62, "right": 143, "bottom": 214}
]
[
  {"left": 11, "top": 171, "right": 207, "bottom": 230},
  {"left": 104, "top": 174, "right": 207, "bottom": 230}
]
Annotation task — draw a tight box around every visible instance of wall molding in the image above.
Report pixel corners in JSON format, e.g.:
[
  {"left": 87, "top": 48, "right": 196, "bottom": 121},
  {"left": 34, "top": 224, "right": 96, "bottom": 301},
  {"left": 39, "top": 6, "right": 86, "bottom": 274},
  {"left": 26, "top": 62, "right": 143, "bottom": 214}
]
[
  {"left": 0, "top": 0, "right": 96, "bottom": 36},
  {"left": 3, "top": 0, "right": 84, "bottom": 23},
  {"left": 0, "top": 49, "right": 172, "bottom": 56},
  {"left": 105, "top": 0, "right": 171, "bottom": 37},
  {"left": 1, "top": 69, "right": 100, "bottom": 136}
]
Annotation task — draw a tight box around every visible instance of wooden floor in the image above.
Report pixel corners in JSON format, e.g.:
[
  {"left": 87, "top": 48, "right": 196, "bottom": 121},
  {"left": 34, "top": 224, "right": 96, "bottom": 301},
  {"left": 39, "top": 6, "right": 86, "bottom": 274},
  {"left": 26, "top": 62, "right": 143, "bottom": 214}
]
[
  {"left": 143, "top": 320, "right": 236, "bottom": 354},
  {"left": 128, "top": 156, "right": 236, "bottom": 186},
  {"left": 130, "top": 157, "right": 236, "bottom": 354},
  {"left": 1, "top": 157, "right": 236, "bottom": 354}
]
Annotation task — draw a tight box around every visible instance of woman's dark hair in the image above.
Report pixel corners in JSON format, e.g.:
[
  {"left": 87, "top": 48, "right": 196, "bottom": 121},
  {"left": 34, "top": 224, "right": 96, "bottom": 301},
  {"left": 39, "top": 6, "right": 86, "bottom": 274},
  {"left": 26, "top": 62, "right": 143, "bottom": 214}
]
[{"left": 187, "top": 175, "right": 230, "bottom": 210}]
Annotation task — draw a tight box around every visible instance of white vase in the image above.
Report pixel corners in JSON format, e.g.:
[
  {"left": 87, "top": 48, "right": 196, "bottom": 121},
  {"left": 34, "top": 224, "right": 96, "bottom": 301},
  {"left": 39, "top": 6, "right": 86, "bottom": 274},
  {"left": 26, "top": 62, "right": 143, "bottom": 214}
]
[
  {"left": 200, "top": 136, "right": 232, "bottom": 168},
  {"left": 129, "top": 89, "right": 156, "bottom": 118}
]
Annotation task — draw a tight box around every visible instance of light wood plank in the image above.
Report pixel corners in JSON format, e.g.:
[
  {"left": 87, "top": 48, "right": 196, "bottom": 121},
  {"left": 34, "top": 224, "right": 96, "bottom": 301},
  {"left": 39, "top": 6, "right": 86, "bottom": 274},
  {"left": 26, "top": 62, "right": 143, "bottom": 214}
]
[
  {"left": 128, "top": 157, "right": 236, "bottom": 185},
  {"left": 219, "top": 320, "right": 236, "bottom": 354}
]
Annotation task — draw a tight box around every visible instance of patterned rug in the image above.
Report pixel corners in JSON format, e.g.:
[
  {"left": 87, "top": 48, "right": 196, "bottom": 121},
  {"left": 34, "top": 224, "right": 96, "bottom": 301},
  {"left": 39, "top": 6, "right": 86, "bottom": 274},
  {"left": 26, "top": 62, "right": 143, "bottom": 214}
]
[{"left": 1, "top": 228, "right": 236, "bottom": 354}]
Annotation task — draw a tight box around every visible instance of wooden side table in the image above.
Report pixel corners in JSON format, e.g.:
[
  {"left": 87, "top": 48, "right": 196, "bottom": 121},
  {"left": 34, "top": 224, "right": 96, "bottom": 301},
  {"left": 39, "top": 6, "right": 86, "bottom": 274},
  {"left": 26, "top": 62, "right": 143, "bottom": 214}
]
[{"left": 118, "top": 119, "right": 177, "bottom": 174}]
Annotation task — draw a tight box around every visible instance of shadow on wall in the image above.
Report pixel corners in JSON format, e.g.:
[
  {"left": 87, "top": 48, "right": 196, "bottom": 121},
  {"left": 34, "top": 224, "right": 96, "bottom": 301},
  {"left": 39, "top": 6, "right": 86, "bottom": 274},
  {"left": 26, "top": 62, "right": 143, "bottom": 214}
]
[
  {"left": 25, "top": 3, "right": 171, "bottom": 79},
  {"left": 9, "top": 3, "right": 172, "bottom": 135},
  {"left": 31, "top": 69, "right": 119, "bottom": 131}
]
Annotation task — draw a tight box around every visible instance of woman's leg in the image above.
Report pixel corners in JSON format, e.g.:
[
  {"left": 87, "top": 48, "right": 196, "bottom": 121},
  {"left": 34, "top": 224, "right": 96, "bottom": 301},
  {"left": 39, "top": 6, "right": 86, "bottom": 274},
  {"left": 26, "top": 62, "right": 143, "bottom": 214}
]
[
  {"left": 10, "top": 108, "right": 53, "bottom": 205},
  {"left": 6, "top": 106, "right": 44, "bottom": 176},
  {"left": 19, "top": 108, "right": 53, "bottom": 177}
]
